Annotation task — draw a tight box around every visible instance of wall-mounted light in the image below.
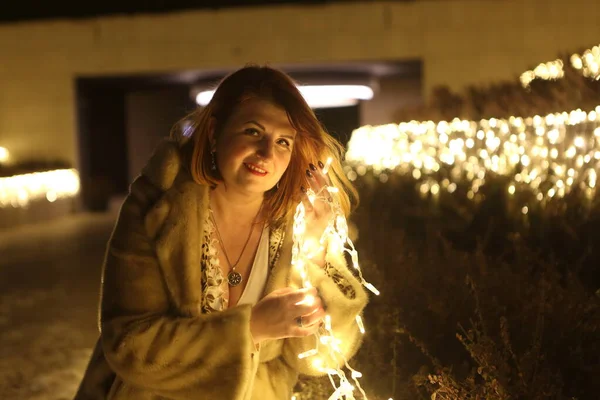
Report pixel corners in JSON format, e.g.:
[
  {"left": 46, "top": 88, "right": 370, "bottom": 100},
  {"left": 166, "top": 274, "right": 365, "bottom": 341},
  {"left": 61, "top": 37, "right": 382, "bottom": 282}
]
[
  {"left": 195, "top": 84, "right": 374, "bottom": 109},
  {"left": 0, "top": 146, "right": 9, "bottom": 164}
]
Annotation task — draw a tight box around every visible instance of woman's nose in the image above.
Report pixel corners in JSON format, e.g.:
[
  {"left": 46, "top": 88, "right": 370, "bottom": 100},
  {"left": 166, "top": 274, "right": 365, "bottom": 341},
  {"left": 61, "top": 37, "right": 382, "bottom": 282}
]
[{"left": 256, "top": 139, "right": 274, "bottom": 159}]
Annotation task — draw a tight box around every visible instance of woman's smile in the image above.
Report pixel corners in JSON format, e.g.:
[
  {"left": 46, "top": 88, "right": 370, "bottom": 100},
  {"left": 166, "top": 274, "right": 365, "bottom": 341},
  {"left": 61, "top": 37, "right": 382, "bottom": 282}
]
[
  {"left": 212, "top": 98, "right": 295, "bottom": 193},
  {"left": 244, "top": 162, "right": 268, "bottom": 176}
]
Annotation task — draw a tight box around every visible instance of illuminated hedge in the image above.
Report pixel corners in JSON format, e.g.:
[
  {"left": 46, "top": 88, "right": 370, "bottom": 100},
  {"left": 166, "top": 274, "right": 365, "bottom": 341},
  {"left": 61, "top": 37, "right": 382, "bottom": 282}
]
[
  {"left": 0, "top": 169, "right": 80, "bottom": 208},
  {"left": 345, "top": 106, "right": 600, "bottom": 214}
]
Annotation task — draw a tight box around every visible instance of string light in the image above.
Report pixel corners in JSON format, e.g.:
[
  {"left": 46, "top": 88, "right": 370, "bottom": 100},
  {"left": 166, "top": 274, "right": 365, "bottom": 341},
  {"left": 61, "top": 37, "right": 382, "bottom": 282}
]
[
  {"left": 520, "top": 59, "right": 564, "bottom": 88},
  {"left": 571, "top": 45, "right": 600, "bottom": 80},
  {"left": 0, "top": 169, "right": 80, "bottom": 208},
  {"left": 345, "top": 106, "right": 600, "bottom": 210},
  {"left": 519, "top": 44, "right": 600, "bottom": 88},
  {"left": 292, "top": 157, "right": 379, "bottom": 400}
]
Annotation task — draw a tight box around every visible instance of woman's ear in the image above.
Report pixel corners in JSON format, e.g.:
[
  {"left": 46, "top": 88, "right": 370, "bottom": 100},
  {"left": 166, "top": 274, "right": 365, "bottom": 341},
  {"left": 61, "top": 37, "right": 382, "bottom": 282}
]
[{"left": 208, "top": 117, "right": 217, "bottom": 151}]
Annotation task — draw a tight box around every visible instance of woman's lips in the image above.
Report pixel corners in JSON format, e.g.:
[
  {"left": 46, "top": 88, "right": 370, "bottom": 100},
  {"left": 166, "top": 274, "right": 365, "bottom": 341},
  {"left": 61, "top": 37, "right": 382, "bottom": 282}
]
[{"left": 244, "top": 163, "right": 267, "bottom": 176}]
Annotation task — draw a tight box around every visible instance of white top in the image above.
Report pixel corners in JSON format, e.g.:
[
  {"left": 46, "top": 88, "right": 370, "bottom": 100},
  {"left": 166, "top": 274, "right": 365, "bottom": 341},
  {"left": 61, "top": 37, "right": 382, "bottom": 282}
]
[{"left": 236, "top": 224, "right": 270, "bottom": 307}]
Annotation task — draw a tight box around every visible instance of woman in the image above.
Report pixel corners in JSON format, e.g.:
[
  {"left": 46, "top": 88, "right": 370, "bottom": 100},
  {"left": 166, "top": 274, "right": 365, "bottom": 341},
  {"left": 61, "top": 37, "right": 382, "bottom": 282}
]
[{"left": 75, "top": 65, "right": 368, "bottom": 400}]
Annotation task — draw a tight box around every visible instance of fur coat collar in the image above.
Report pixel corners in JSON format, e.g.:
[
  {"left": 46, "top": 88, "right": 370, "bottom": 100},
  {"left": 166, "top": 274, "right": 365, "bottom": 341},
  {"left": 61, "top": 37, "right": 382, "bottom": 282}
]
[{"left": 139, "top": 138, "right": 291, "bottom": 317}]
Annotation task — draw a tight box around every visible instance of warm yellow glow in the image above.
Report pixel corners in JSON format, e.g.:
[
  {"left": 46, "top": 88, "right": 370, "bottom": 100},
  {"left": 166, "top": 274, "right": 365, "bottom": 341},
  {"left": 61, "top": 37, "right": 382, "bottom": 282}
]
[
  {"left": 346, "top": 105, "right": 600, "bottom": 208},
  {"left": 0, "top": 169, "right": 80, "bottom": 208},
  {"left": 324, "top": 314, "right": 332, "bottom": 332},
  {"left": 0, "top": 146, "right": 9, "bottom": 163},
  {"left": 520, "top": 59, "right": 564, "bottom": 88},
  {"left": 311, "top": 358, "right": 323, "bottom": 370},
  {"left": 196, "top": 85, "right": 374, "bottom": 109},
  {"left": 292, "top": 185, "right": 376, "bottom": 399},
  {"left": 363, "top": 282, "right": 380, "bottom": 296},
  {"left": 298, "top": 349, "right": 319, "bottom": 359},
  {"left": 297, "top": 294, "right": 315, "bottom": 306},
  {"left": 352, "top": 370, "right": 363, "bottom": 378},
  {"left": 519, "top": 45, "right": 600, "bottom": 88},
  {"left": 571, "top": 45, "right": 600, "bottom": 80},
  {"left": 322, "top": 156, "right": 333, "bottom": 175},
  {"left": 301, "top": 237, "right": 322, "bottom": 259},
  {"left": 356, "top": 315, "right": 365, "bottom": 334}
]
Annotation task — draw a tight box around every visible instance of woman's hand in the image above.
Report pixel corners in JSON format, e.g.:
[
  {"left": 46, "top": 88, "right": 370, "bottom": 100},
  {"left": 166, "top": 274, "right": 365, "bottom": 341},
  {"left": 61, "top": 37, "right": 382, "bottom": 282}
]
[
  {"left": 250, "top": 287, "right": 325, "bottom": 344},
  {"left": 301, "top": 161, "right": 334, "bottom": 259}
]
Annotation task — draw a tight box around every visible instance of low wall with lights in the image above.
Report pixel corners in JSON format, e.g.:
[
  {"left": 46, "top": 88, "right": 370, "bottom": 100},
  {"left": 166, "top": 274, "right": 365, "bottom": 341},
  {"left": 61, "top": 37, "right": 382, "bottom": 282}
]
[
  {"left": 0, "top": 169, "right": 81, "bottom": 229},
  {"left": 345, "top": 106, "right": 600, "bottom": 215}
]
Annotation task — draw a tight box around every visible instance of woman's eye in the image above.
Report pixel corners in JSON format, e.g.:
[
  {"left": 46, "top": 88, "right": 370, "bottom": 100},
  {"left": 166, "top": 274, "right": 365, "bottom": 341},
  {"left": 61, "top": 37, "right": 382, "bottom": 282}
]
[
  {"left": 277, "top": 139, "right": 291, "bottom": 147},
  {"left": 245, "top": 128, "right": 260, "bottom": 136}
]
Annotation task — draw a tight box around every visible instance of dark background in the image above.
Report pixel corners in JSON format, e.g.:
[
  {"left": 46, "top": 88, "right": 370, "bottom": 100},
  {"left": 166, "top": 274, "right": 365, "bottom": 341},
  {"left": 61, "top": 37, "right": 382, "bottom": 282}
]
[{"left": 1, "top": 0, "right": 398, "bottom": 23}]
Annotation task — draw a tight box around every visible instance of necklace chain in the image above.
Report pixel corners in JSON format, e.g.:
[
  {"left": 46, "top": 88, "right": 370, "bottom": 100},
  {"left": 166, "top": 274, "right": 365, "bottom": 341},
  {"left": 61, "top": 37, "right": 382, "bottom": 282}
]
[{"left": 209, "top": 202, "right": 263, "bottom": 286}]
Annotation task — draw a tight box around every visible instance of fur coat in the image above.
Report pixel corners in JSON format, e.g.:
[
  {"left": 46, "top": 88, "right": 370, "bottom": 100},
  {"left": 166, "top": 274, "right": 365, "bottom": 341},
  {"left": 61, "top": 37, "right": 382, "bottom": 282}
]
[{"left": 74, "top": 138, "right": 368, "bottom": 400}]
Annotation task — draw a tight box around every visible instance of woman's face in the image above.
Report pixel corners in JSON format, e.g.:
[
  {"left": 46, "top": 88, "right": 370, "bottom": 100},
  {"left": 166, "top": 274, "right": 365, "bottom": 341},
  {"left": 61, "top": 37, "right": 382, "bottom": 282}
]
[{"left": 212, "top": 98, "right": 297, "bottom": 195}]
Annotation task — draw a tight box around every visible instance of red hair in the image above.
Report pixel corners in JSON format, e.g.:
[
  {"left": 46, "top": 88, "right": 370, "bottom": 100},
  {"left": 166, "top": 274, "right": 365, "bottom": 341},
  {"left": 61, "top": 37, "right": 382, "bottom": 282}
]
[{"left": 171, "top": 65, "right": 358, "bottom": 226}]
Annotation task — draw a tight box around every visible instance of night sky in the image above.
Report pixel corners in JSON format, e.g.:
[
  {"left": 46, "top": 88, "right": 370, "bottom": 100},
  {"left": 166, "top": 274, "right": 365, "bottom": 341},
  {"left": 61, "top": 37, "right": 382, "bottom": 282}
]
[{"left": 0, "top": 0, "right": 365, "bottom": 23}]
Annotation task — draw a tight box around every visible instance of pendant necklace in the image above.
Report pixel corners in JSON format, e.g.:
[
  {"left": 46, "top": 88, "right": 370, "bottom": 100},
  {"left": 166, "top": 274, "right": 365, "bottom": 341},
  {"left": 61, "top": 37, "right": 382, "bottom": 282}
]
[{"left": 210, "top": 202, "right": 264, "bottom": 287}]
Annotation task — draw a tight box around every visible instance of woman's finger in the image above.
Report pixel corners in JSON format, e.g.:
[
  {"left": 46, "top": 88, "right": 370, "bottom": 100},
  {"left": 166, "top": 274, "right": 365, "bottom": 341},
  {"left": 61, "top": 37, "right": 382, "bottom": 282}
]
[
  {"left": 308, "top": 162, "right": 333, "bottom": 205},
  {"left": 300, "top": 186, "right": 314, "bottom": 212},
  {"left": 271, "top": 287, "right": 297, "bottom": 296},
  {"left": 293, "top": 303, "right": 323, "bottom": 319},
  {"left": 285, "top": 286, "right": 319, "bottom": 304},
  {"left": 305, "top": 168, "right": 320, "bottom": 198},
  {"left": 312, "top": 162, "right": 331, "bottom": 190},
  {"left": 292, "top": 310, "right": 326, "bottom": 336},
  {"left": 301, "top": 306, "right": 326, "bottom": 327}
]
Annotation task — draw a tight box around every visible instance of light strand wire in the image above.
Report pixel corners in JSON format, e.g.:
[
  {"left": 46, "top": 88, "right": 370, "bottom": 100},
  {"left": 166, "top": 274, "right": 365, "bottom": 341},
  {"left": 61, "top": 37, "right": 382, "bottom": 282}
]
[{"left": 292, "top": 158, "right": 379, "bottom": 400}]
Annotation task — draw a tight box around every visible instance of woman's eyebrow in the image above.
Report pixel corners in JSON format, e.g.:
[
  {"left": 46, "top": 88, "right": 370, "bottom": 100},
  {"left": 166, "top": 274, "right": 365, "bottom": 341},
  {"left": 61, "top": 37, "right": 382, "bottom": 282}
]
[
  {"left": 245, "top": 120, "right": 296, "bottom": 139},
  {"left": 280, "top": 133, "right": 296, "bottom": 140},
  {"left": 245, "top": 120, "right": 266, "bottom": 130}
]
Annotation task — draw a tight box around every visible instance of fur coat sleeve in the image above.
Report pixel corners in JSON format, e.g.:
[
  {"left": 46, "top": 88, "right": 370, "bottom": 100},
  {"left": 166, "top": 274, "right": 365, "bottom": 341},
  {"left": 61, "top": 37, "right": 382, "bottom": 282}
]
[{"left": 98, "top": 142, "right": 256, "bottom": 400}]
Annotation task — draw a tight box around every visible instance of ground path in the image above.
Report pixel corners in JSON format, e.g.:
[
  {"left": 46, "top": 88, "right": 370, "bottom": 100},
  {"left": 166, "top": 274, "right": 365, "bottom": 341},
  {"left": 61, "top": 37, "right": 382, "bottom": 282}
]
[{"left": 0, "top": 212, "right": 116, "bottom": 399}]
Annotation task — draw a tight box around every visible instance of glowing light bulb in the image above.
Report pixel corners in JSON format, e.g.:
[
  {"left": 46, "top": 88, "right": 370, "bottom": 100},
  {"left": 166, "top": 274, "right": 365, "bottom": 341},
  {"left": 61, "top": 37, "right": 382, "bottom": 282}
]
[{"left": 0, "top": 146, "right": 9, "bottom": 163}]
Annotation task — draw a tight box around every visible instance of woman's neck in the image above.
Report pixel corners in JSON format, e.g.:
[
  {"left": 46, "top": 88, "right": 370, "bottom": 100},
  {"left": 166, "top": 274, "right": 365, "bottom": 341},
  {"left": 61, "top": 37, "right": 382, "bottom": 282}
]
[{"left": 209, "top": 185, "right": 265, "bottom": 225}]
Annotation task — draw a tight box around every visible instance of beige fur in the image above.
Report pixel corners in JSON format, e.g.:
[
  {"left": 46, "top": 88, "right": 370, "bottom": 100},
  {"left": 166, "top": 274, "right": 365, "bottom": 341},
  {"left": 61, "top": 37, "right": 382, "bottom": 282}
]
[{"left": 75, "top": 139, "right": 368, "bottom": 400}]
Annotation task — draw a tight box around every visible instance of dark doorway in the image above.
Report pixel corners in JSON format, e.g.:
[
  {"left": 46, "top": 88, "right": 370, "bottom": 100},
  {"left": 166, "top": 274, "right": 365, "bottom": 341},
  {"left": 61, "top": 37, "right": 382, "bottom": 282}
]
[
  {"left": 76, "top": 76, "right": 195, "bottom": 211},
  {"left": 76, "top": 81, "right": 129, "bottom": 211},
  {"left": 314, "top": 105, "right": 360, "bottom": 147}
]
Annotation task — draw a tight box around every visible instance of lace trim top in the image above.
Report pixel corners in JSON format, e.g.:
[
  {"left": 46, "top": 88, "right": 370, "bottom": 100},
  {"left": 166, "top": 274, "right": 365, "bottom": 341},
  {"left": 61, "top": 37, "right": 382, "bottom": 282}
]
[
  {"left": 324, "top": 261, "right": 356, "bottom": 299},
  {"left": 200, "top": 212, "right": 227, "bottom": 313},
  {"left": 200, "top": 211, "right": 356, "bottom": 314},
  {"left": 201, "top": 212, "right": 270, "bottom": 313}
]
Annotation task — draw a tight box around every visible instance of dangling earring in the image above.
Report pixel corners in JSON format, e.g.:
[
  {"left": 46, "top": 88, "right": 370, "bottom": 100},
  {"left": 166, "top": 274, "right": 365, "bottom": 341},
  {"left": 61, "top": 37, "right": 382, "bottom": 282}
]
[
  {"left": 210, "top": 151, "right": 217, "bottom": 171},
  {"left": 276, "top": 181, "right": 280, "bottom": 190}
]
